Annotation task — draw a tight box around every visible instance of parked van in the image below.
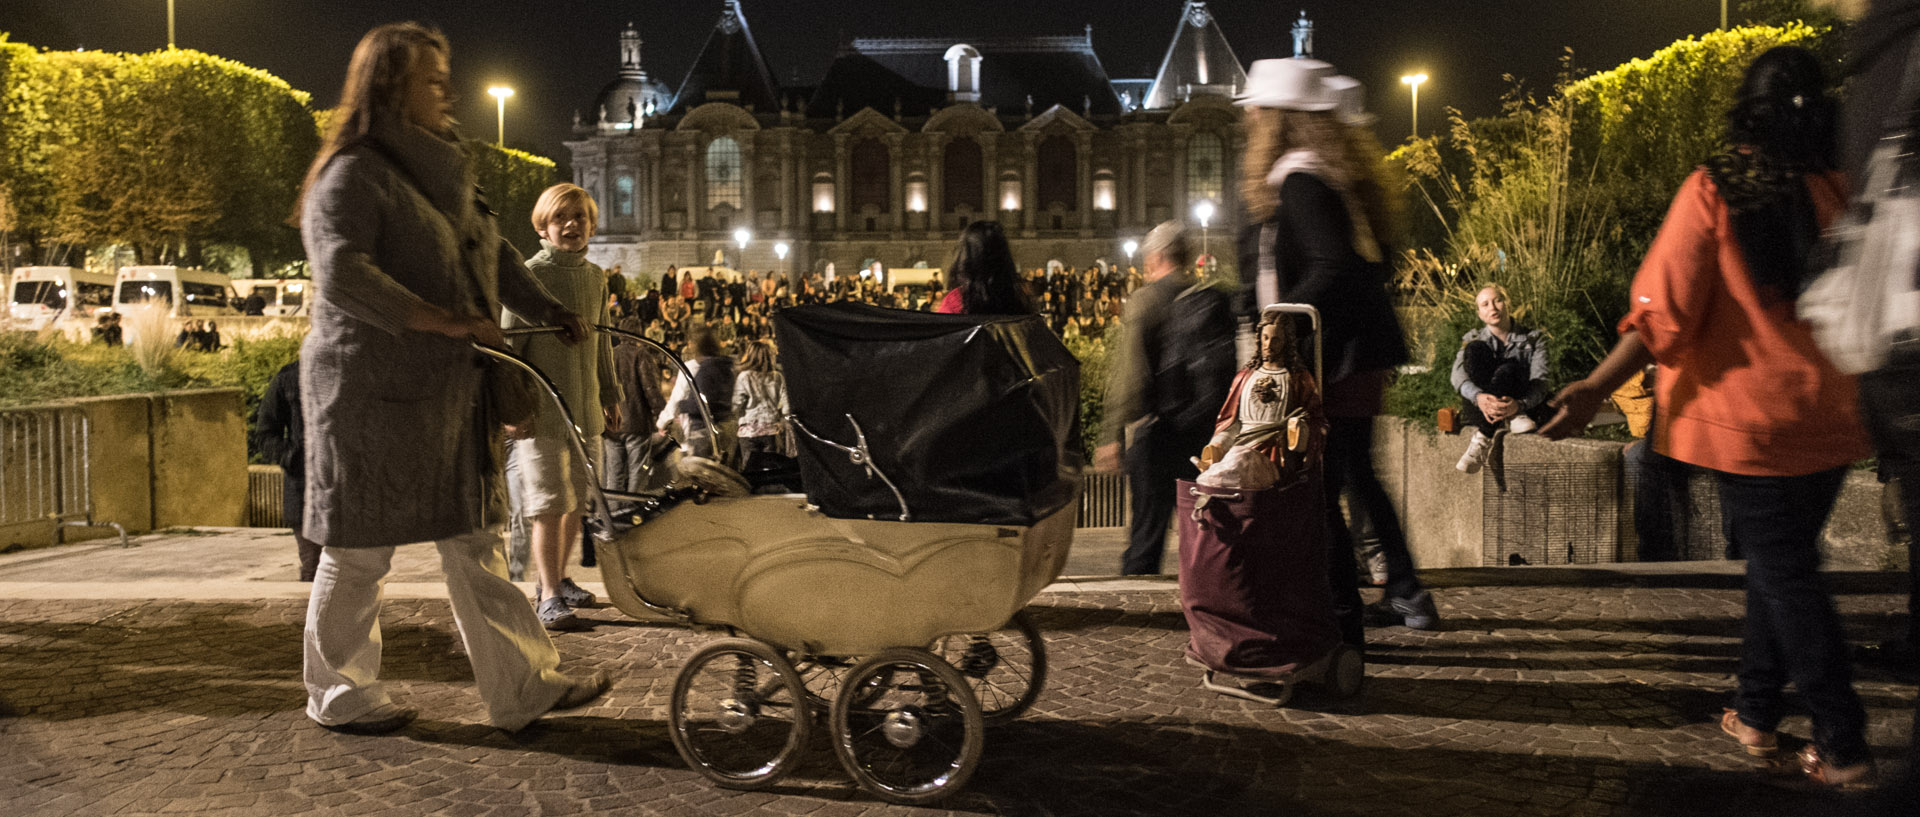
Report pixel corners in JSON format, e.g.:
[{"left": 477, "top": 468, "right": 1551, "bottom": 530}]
[
  {"left": 113, "top": 266, "right": 237, "bottom": 317},
  {"left": 231, "top": 278, "right": 309, "bottom": 317},
  {"left": 9, "top": 266, "right": 116, "bottom": 329}
]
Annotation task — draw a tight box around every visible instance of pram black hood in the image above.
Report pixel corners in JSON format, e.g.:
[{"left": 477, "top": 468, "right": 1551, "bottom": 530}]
[{"left": 774, "top": 303, "right": 1081, "bottom": 526}]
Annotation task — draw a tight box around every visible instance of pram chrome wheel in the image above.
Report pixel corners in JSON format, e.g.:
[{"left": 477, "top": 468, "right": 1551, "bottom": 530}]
[
  {"left": 932, "top": 609, "right": 1046, "bottom": 723},
  {"left": 669, "top": 639, "right": 812, "bottom": 790},
  {"left": 830, "top": 647, "right": 985, "bottom": 804}
]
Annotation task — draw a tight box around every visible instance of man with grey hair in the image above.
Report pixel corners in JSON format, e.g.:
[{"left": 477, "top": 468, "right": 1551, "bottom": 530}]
[{"left": 1097, "top": 221, "right": 1236, "bottom": 574}]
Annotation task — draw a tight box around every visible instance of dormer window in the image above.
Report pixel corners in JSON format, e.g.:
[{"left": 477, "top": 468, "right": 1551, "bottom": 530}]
[{"left": 944, "top": 44, "right": 982, "bottom": 103}]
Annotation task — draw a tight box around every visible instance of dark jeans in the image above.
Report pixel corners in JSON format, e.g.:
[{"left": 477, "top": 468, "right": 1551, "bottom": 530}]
[
  {"left": 1324, "top": 416, "right": 1421, "bottom": 645},
  {"left": 1719, "top": 466, "right": 1870, "bottom": 767},
  {"left": 1122, "top": 422, "right": 1210, "bottom": 576},
  {"left": 1459, "top": 341, "right": 1549, "bottom": 434}
]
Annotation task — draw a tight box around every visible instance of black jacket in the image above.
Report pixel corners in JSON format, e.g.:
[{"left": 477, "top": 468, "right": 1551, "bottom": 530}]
[{"left": 1236, "top": 173, "right": 1408, "bottom": 386}]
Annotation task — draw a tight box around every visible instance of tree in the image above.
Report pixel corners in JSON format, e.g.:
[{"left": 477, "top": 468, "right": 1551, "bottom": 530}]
[{"left": 470, "top": 142, "right": 558, "bottom": 255}]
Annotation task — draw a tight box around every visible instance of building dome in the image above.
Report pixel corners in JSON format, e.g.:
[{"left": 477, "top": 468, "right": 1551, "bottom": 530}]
[
  {"left": 587, "top": 22, "right": 672, "bottom": 132},
  {"left": 593, "top": 75, "right": 671, "bottom": 131}
]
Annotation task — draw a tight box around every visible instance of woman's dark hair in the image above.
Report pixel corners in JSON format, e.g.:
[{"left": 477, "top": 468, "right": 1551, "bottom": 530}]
[
  {"left": 1707, "top": 45, "right": 1838, "bottom": 303},
  {"left": 1727, "top": 46, "right": 1838, "bottom": 171},
  {"left": 947, "top": 221, "right": 1034, "bottom": 315}
]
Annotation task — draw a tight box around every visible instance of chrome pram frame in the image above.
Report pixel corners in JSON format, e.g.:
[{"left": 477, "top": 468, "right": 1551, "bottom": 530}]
[{"left": 476, "top": 324, "right": 1073, "bottom": 804}]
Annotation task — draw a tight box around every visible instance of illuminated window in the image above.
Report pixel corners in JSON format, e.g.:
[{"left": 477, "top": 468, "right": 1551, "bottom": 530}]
[
  {"left": 615, "top": 174, "right": 635, "bottom": 217},
  {"left": 1093, "top": 170, "right": 1116, "bottom": 211},
  {"left": 905, "top": 174, "right": 928, "bottom": 213},
  {"left": 999, "top": 173, "right": 1021, "bottom": 211},
  {"left": 812, "top": 173, "right": 835, "bottom": 213},
  {"left": 1187, "top": 132, "right": 1223, "bottom": 205},
  {"left": 705, "top": 137, "right": 743, "bottom": 210}
]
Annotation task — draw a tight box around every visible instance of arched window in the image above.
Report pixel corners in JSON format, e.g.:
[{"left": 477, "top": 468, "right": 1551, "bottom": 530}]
[
  {"left": 1186, "top": 132, "right": 1224, "bottom": 206},
  {"left": 705, "top": 136, "right": 743, "bottom": 210},
  {"left": 851, "top": 139, "right": 890, "bottom": 212},
  {"left": 942, "top": 139, "right": 983, "bottom": 212},
  {"left": 615, "top": 174, "right": 636, "bottom": 218},
  {"left": 1037, "top": 135, "right": 1077, "bottom": 211}
]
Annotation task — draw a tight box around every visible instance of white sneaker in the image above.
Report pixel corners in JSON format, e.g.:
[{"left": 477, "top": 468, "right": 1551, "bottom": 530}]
[
  {"left": 1509, "top": 415, "right": 1537, "bottom": 435},
  {"left": 1457, "top": 430, "right": 1492, "bottom": 474}
]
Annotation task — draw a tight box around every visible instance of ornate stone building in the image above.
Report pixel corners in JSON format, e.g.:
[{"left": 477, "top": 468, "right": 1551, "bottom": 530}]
[{"left": 566, "top": 0, "right": 1256, "bottom": 284}]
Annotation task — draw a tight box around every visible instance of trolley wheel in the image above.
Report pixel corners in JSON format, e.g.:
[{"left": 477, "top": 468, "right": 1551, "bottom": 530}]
[
  {"left": 669, "top": 638, "right": 812, "bottom": 790},
  {"left": 1322, "top": 644, "right": 1365, "bottom": 699},
  {"left": 932, "top": 609, "right": 1047, "bottom": 723},
  {"left": 830, "top": 647, "right": 985, "bottom": 805}
]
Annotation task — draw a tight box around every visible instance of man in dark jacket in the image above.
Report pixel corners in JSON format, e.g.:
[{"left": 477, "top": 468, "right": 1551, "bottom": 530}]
[
  {"left": 254, "top": 359, "right": 316, "bottom": 580},
  {"left": 1097, "top": 221, "right": 1236, "bottom": 575}
]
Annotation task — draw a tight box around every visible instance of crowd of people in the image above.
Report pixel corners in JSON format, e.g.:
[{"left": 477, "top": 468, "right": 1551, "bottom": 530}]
[{"left": 268, "top": 12, "right": 1918, "bottom": 799}]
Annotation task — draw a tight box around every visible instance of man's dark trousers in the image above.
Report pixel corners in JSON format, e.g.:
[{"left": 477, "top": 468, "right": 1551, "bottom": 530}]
[{"left": 1122, "top": 420, "right": 1211, "bottom": 576}]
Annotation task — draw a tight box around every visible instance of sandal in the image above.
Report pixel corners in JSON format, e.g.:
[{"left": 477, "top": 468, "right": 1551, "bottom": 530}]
[
  {"left": 1797, "top": 745, "right": 1876, "bottom": 788},
  {"left": 1720, "top": 708, "right": 1779, "bottom": 758}
]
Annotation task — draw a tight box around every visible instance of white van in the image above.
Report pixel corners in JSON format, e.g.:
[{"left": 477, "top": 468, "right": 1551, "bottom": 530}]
[
  {"left": 113, "top": 266, "right": 237, "bottom": 317},
  {"left": 9, "top": 266, "right": 116, "bottom": 329},
  {"left": 231, "top": 278, "right": 309, "bottom": 317}
]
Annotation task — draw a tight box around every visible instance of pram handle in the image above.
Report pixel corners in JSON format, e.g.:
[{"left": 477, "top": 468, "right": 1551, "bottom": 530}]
[{"left": 502, "top": 324, "right": 722, "bottom": 457}]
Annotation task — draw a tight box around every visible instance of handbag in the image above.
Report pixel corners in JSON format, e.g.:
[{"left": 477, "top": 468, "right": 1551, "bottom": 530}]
[{"left": 1799, "top": 42, "right": 1920, "bottom": 375}]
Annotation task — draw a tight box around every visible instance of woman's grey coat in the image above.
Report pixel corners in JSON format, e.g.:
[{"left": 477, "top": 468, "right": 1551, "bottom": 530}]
[{"left": 299, "top": 120, "right": 565, "bottom": 548}]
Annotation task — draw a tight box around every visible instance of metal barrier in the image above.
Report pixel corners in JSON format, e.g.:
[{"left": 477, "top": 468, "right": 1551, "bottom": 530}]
[
  {"left": 0, "top": 406, "right": 128, "bottom": 547},
  {"left": 247, "top": 465, "right": 286, "bottom": 528},
  {"left": 1077, "top": 470, "right": 1127, "bottom": 528}
]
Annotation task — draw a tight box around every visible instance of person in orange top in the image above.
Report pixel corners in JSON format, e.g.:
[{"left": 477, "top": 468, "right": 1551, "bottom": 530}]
[{"left": 1543, "top": 46, "right": 1873, "bottom": 786}]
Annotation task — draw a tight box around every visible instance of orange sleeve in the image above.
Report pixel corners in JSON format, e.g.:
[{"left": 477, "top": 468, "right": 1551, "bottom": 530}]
[{"left": 1619, "top": 170, "right": 1721, "bottom": 364}]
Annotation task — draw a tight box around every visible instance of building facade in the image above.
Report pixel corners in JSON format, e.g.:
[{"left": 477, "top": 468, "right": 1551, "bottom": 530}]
[{"left": 567, "top": 0, "right": 1257, "bottom": 285}]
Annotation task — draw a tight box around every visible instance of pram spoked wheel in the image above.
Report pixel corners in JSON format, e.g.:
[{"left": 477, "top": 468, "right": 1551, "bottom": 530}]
[
  {"left": 669, "top": 639, "right": 812, "bottom": 790},
  {"left": 932, "top": 609, "right": 1046, "bottom": 722},
  {"left": 830, "top": 647, "right": 985, "bottom": 805}
]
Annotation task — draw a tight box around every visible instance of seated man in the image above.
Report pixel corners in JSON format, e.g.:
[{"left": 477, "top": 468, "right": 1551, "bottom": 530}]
[{"left": 1452, "top": 284, "right": 1550, "bottom": 473}]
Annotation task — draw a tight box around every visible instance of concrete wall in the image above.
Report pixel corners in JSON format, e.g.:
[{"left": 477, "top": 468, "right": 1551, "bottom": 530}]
[
  {"left": 1375, "top": 417, "right": 1900, "bottom": 571},
  {"left": 4, "top": 389, "right": 246, "bottom": 548}
]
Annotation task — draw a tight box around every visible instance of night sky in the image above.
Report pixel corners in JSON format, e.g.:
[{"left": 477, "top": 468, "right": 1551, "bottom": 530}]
[{"left": 9, "top": 1, "right": 1726, "bottom": 170}]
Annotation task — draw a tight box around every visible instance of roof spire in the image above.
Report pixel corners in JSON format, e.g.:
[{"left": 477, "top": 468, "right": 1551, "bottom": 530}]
[{"left": 619, "top": 21, "right": 646, "bottom": 78}]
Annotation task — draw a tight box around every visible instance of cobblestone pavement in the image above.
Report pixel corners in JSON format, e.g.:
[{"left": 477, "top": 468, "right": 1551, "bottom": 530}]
[{"left": 2, "top": 567, "right": 1917, "bottom": 817}]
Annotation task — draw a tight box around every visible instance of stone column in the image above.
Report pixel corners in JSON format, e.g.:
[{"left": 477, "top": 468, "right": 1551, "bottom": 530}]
[
  {"left": 739, "top": 138, "right": 756, "bottom": 234},
  {"left": 833, "top": 133, "right": 850, "bottom": 235},
  {"left": 643, "top": 144, "right": 663, "bottom": 234},
  {"left": 683, "top": 143, "right": 699, "bottom": 239},
  {"left": 1076, "top": 131, "right": 1093, "bottom": 235},
  {"left": 778, "top": 134, "right": 794, "bottom": 232},
  {"left": 928, "top": 133, "right": 948, "bottom": 236},
  {"left": 886, "top": 133, "right": 904, "bottom": 235},
  {"left": 982, "top": 135, "right": 999, "bottom": 222},
  {"left": 1021, "top": 133, "right": 1038, "bottom": 236},
  {"left": 1132, "top": 133, "right": 1148, "bottom": 228}
]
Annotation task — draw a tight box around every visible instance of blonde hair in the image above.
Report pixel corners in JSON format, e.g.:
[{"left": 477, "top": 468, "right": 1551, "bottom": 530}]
[
  {"left": 532, "top": 183, "right": 599, "bottom": 233},
  {"left": 294, "top": 23, "right": 449, "bottom": 223},
  {"left": 1239, "top": 107, "right": 1398, "bottom": 260}
]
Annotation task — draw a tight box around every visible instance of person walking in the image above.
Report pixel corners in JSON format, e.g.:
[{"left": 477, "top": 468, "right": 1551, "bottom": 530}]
[
  {"left": 1096, "top": 220, "right": 1236, "bottom": 575},
  {"left": 1543, "top": 46, "right": 1873, "bottom": 786},
  {"left": 1233, "top": 59, "right": 1424, "bottom": 640},
  {"left": 294, "top": 22, "right": 608, "bottom": 735}
]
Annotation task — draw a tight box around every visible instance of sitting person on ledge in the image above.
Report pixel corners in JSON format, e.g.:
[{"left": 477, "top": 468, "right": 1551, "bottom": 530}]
[{"left": 1452, "top": 283, "right": 1550, "bottom": 473}]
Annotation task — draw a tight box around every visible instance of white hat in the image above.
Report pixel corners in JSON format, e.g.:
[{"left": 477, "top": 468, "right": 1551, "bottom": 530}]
[
  {"left": 1325, "top": 75, "right": 1376, "bottom": 127},
  {"left": 1235, "top": 58, "right": 1339, "bottom": 111}
]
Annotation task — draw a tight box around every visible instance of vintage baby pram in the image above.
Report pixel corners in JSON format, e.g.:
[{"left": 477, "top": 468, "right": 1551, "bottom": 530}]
[
  {"left": 482, "top": 303, "right": 1081, "bottom": 804},
  {"left": 1175, "top": 303, "right": 1363, "bottom": 706}
]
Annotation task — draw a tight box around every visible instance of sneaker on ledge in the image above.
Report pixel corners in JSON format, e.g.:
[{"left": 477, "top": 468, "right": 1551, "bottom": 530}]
[{"left": 1456, "top": 430, "right": 1493, "bottom": 473}]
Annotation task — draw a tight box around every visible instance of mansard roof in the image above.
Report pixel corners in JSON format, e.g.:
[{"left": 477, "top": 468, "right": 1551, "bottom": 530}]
[
  {"left": 1142, "top": 1, "right": 1247, "bottom": 111},
  {"left": 668, "top": 0, "right": 782, "bottom": 115},
  {"left": 805, "top": 35, "right": 1124, "bottom": 120}
]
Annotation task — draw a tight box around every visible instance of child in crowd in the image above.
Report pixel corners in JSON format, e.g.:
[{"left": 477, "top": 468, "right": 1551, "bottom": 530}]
[
  {"left": 503, "top": 183, "right": 621, "bottom": 631},
  {"left": 1451, "top": 284, "right": 1551, "bottom": 473}
]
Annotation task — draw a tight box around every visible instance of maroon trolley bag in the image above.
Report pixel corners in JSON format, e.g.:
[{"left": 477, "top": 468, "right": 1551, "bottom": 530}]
[{"left": 1176, "top": 476, "right": 1342, "bottom": 681}]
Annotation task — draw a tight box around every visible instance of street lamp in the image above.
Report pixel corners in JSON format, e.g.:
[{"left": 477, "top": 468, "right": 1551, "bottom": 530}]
[
  {"left": 1401, "top": 73, "right": 1429, "bottom": 139},
  {"left": 1191, "top": 200, "right": 1215, "bottom": 262},
  {"left": 166, "top": 0, "right": 176, "bottom": 49},
  {"left": 734, "top": 227, "right": 752, "bottom": 250},
  {"left": 487, "top": 86, "right": 514, "bottom": 147},
  {"left": 1123, "top": 239, "right": 1139, "bottom": 264}
]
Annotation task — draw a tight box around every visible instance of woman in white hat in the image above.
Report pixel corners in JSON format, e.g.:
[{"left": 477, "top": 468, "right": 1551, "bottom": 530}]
[{"left": 1233, "top": 59, "right": 1427, "bottom": 644}]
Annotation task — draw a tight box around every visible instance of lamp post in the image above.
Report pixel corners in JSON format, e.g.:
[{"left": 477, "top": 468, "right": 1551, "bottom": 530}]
[
  {"left": 1123, "top": 239, "right": 1138, "bottom": 265},
  {"left": 774, "top": 240, "right": 790, "bottom": 281},
  {"left": 487, "top": 86, "right": 514, "bottom": 147},
  {"left": 1721, "top": 0, "right": 1728, "bottom": 29},
  {"left": 1191, "top": 200, "right": 1215, "bottom": 264},
  {"left": 1401, "top": 73, "right": 1429, "bottom": 139},
  {"left": 166, "top": 0, "right": 176, "bottom": 49}
]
